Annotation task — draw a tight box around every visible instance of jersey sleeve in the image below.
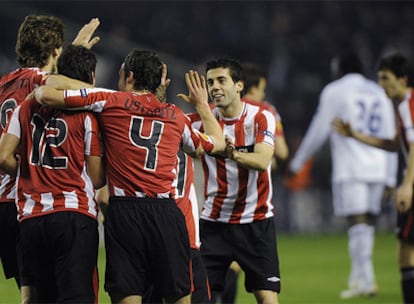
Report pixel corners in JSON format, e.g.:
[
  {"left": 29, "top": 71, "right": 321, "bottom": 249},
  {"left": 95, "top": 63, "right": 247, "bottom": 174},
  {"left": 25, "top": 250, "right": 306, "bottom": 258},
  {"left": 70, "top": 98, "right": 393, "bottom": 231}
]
[
  {"left": 64, "top": 88, "right": 115, "bottom": 112},
  {"left": 255, "top": 109, "right": 276, "bottom": 146},
  {"left": 4, "top": 105, "right": 21, "bottom": 139},
  {"left": 83, "top": 113, "right": 102, "bottom": 157},
  {"left": 181, "top": 116, "right": 215, "bottom": 154}
]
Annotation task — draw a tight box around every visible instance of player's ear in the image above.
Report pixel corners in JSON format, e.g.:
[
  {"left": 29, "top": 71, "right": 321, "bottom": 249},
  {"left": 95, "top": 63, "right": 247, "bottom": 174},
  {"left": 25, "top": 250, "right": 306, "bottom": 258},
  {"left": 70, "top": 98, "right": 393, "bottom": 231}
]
[
  {"left": 53, "top": 47, "right": 63, "bottom": 59},
  {"left": 235, "top": 80, "right": 244, "bottom": 95},
  {"left": 400, "top": 75, "right": 409, "bottom": 87},
  {"left": 126, "top": 70, "right": 135, "bottom": 85}
]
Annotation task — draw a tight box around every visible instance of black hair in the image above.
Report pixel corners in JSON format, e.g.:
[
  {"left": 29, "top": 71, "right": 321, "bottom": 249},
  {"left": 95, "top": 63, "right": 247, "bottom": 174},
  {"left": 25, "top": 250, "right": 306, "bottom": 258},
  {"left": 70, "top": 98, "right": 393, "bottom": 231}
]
[
  {"left": 205, "top": 57, "right": 244, "bottom": 83},
  {"left": 334, "top": 51, "right": 363, "bottom": 76},
  {"left": 123, "top": 49, "right": 162, "bottom": 92},
  {"left": 57, "top": 45, "right": 96, "bottom": 83},
  {"left": 241, "top": 62, "right": 266, "bottom": 96}
]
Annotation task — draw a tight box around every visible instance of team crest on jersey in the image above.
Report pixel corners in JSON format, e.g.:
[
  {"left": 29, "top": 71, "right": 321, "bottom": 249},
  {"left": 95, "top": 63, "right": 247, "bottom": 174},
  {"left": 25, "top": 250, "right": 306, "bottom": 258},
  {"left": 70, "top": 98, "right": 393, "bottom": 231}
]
[
  {"left": 244, "top": 123, "right": 254, "bottom": 135},
  {"left": 80, "top": 88, "right": 88, "bottom": 97}
]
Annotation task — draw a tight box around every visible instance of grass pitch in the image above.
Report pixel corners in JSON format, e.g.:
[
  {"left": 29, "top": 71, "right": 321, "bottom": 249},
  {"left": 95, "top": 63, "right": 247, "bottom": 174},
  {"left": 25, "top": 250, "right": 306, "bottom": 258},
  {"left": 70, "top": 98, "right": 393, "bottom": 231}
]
[{"left": 0, "top": 232, "right": 401, "bottom": 303}]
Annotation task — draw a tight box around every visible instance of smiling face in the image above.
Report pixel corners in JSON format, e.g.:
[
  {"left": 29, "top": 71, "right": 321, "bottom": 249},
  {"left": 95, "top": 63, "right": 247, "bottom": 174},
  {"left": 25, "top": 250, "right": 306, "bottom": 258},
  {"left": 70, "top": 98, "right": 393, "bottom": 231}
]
[
  {"left": 377, "top": 69, "right": 408, "bottom": 103},
  {"left": 206, "top": 67, "right": 243, "bottom": 109}
]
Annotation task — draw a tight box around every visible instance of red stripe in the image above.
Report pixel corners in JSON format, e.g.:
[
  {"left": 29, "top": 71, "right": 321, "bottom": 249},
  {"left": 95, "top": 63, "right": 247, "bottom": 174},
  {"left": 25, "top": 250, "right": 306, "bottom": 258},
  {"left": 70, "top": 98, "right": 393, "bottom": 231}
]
[
  {"left": 403, "top": 212, "right": 413, "bottom": 240},
  {"left": 93, "top": 266, "right": 99, "bottom": 304},
  {"left": 231, "top": 166, "right": 248, "bottom": 223},
  {"left": 211, "top": 158, "right": 227, "bottom": 219},
  {"left": 409, "top": 92, "right": 414, "bottom": 125},
  {"left": 189, "top": 256, "right": 194, "bottom": 293},
  {"left": 254, "top": 171, "right": 270, "bottom": 221}
]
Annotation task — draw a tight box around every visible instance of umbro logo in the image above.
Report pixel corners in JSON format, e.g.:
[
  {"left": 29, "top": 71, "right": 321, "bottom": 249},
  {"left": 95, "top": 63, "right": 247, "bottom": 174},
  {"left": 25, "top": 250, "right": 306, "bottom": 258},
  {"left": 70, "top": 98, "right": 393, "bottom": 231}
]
[{"left": 266, "top": 276, "right": 280, "bottom": 282}]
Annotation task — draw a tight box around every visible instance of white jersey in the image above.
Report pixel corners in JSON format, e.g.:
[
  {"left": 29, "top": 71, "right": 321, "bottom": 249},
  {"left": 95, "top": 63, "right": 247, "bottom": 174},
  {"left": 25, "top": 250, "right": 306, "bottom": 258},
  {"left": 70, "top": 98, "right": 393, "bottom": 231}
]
[{"left": 290, "top": 73, "right": 397, "bottom": 184}]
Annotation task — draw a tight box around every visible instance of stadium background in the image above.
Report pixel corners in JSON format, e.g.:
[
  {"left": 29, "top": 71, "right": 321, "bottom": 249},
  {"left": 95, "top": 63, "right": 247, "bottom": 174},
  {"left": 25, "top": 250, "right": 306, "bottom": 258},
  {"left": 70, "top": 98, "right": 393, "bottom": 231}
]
[
  {"left": 0, "top": 1, "right": 409, "bottom": 303},
  {"left": 1, "top": 0, "right": 408, "bottom": 234}
]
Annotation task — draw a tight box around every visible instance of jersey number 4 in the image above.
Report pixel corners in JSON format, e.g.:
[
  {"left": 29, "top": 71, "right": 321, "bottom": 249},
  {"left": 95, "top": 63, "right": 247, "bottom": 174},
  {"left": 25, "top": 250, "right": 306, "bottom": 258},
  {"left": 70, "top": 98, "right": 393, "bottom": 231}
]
[{"left": 129, "top": 116, "right": 164, "bottom": 171}]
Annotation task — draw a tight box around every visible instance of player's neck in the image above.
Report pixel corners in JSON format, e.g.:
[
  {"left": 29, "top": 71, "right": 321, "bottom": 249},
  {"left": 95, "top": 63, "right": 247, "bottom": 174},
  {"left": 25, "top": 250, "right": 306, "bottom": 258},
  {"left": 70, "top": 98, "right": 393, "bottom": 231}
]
[
  {"left": 132, "top": 89, "right": 152, "bottom": 95},
  {"left": 220, "top": 98, "right": 243, "bottom": 119},
  {"left": 41, "top": 54, "right": 58, "bottom": 73}
]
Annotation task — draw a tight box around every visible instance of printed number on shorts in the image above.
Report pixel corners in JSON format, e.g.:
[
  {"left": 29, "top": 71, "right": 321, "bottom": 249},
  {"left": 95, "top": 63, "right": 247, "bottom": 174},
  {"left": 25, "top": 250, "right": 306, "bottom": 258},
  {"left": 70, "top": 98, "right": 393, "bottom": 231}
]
[
  {"left": 0, "top": 98, "right": 17, "bottom": 129},
  {"left": 355, "top": 100, "right": 381, "bottom": 135},
  {"left": 129, "top": 116, "right": 164, "bottom": 171},
  {"left": 30, "top": 114, "right": 68, "bottom": 169}
]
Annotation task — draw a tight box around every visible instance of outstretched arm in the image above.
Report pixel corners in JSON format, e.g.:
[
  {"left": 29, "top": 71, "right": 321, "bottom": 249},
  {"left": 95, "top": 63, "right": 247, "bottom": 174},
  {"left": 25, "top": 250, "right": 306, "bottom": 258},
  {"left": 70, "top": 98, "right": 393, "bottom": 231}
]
[
  {"left": 44, "top": 74, "right": 94, "bottom": 90},
  {"left": 34, "top": 86, "right": 66, "bottom": 108},
  {"left": 178, "top": 70, "right": 225, "bottom": 154},
  {"left": 332, "top": 118, "right": 399, "bottom": 152}
]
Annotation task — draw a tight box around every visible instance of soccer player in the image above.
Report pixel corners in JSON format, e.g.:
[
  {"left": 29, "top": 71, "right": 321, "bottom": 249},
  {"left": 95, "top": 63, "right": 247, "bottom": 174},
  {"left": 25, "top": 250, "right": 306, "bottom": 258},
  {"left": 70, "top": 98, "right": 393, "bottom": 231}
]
[
  {"left": 0, "top": 44, "right": 104, "bottom": 303},
  {"left": 289, "top": 51, "right": 397, "bottom": 299},
  {"left": 33, "top": 49, "right": 225, "bottom": 304},
  {"left": 212, "top": 61, "right": 289, "bottom": 304},
  {"left": 0, "top": 14, "right": 99, "bottom": 301},
  {"left": 190, "top": 57, "right": 280, "bottom": 304},
  {"left": 96, "top": 64, "right": 211, "bottom": 304},
  {"left": 333, "top": 53, "right": 414, "bottom": 304}
]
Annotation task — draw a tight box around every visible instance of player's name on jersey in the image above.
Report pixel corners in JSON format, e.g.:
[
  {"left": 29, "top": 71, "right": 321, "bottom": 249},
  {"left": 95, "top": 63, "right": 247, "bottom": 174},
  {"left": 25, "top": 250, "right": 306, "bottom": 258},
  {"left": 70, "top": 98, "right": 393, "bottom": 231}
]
[{"left": 124, "top": 98, "right": 176, "bottom": 119}]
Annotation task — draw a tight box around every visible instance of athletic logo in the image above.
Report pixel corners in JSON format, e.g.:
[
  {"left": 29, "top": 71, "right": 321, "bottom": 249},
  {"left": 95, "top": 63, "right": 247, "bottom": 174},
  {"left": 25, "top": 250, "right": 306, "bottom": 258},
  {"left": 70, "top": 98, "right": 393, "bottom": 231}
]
[
  {"left": 266, "top": 276, "right": 280, "bottom": 282},
  {"left": 244, "top": 123, "right": 253, "bottom": 135}
]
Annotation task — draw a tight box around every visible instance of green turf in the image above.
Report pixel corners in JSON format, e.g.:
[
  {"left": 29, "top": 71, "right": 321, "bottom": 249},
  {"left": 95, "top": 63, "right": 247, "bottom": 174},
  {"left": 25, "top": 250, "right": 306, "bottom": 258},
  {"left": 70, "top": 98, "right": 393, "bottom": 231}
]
[{"left": 0, "top": 232, "right": 402, "bottom": 303}]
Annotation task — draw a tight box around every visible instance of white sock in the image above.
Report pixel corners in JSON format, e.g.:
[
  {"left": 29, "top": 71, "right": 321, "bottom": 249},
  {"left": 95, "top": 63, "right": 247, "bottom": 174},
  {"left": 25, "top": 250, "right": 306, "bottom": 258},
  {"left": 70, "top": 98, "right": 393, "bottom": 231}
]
[
  {"left": 348, "top": 224, "right": 362, "bottom": 289},
  {"left": 358, "top": 224, "right": 375, "bottom": 290},
  {"left": 347, "top": 223, "right": 376, "bottom": 290}
]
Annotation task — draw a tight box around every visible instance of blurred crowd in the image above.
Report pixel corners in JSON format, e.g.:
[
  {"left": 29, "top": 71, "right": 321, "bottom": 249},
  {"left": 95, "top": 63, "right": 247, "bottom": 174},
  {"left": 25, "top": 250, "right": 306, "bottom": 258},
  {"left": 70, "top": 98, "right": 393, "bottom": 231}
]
[{"left": 0, "top": 1, "right": 410, "bottom": 233}]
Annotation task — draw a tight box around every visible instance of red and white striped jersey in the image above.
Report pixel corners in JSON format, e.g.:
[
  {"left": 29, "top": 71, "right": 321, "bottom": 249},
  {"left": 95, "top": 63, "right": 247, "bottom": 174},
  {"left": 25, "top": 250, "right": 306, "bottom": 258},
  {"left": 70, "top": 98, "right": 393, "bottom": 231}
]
[
  {"left": 0, "top": 68, "right": 48, "bottom": 203},
  {"left": 190, "top": 102, "right": 276, "bottom": 224},
  {"left": 242, "top": 97, "right": 285, "bottom": 138},
  {"left": 398, "top": 89, "right": 414, "bottom": 162},
  {"left": 5, "top": 98, "right": 102, "bottom": 221},
  {"left": 64, "top": 88, "right": 215, "bottom": 199},
  {"left": 174, "top": 150, "right": 200, "bottom": 249}
]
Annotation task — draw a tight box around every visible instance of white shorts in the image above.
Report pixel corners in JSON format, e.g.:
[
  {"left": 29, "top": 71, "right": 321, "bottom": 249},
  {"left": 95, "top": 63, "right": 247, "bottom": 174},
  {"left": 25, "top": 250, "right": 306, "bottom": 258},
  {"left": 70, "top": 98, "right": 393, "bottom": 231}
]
[{"left": 332, "top": 182, "right": 385, "bottom": 217}]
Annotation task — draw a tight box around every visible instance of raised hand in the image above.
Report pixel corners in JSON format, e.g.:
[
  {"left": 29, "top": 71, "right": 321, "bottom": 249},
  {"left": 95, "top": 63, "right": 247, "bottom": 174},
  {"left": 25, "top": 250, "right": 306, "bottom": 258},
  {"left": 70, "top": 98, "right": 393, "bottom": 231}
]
[
  {"left": 72, "top": 18, "right": 100, "bottom": 49},
  {"left": 155, "top": 63, "right": 171, "bottom": 102},
  {"left": 177, "top": 70, "right": 208, "bottom": 107}
]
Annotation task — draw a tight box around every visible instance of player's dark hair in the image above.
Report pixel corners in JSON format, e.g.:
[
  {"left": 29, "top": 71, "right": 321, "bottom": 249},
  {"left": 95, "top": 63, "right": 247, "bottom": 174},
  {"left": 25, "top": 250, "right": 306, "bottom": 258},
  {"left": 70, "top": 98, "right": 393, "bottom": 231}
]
[
  {"left": 335, "top": 51, "right": 363, "bottom": 75},
  {"left": 16, "top": 15, "right": 64, "bottom": 68},
  {"left": 206, "top": 57, "right": 244, "bottom": 83},
  {"left": 378, "top": 53, "right": 414, "bottom": 86},
  {"left": 123, "top": 49, "right": 162, "bottom": 93},
  {"left": 241, "top": 62, "right": 266, "bottom": 96},
  {"left": 57, "top": 45, "right": 96, "bottom": 84}
]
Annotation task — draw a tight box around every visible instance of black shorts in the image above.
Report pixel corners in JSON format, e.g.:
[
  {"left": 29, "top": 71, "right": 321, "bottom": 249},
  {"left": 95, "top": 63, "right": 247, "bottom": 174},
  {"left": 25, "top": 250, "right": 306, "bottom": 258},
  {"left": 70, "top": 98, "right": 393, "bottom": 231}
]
[
  {"left": 396, "top": 205, "right": 414, "bottom": 243},
  {"left": 104, "top": 197, "right": 191, "bottom": 301},
  {"left": 0, "top": 201, "right": 20, "bottom": 281},
  {"left": 143, "top": 248, "right": 210, "bottom": 304},
  {"left": 200, "top": 218, "right": 281, "bottom": 293},
  {"left": 20, "top": 212, "right": 99, "bottom": 303}
]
